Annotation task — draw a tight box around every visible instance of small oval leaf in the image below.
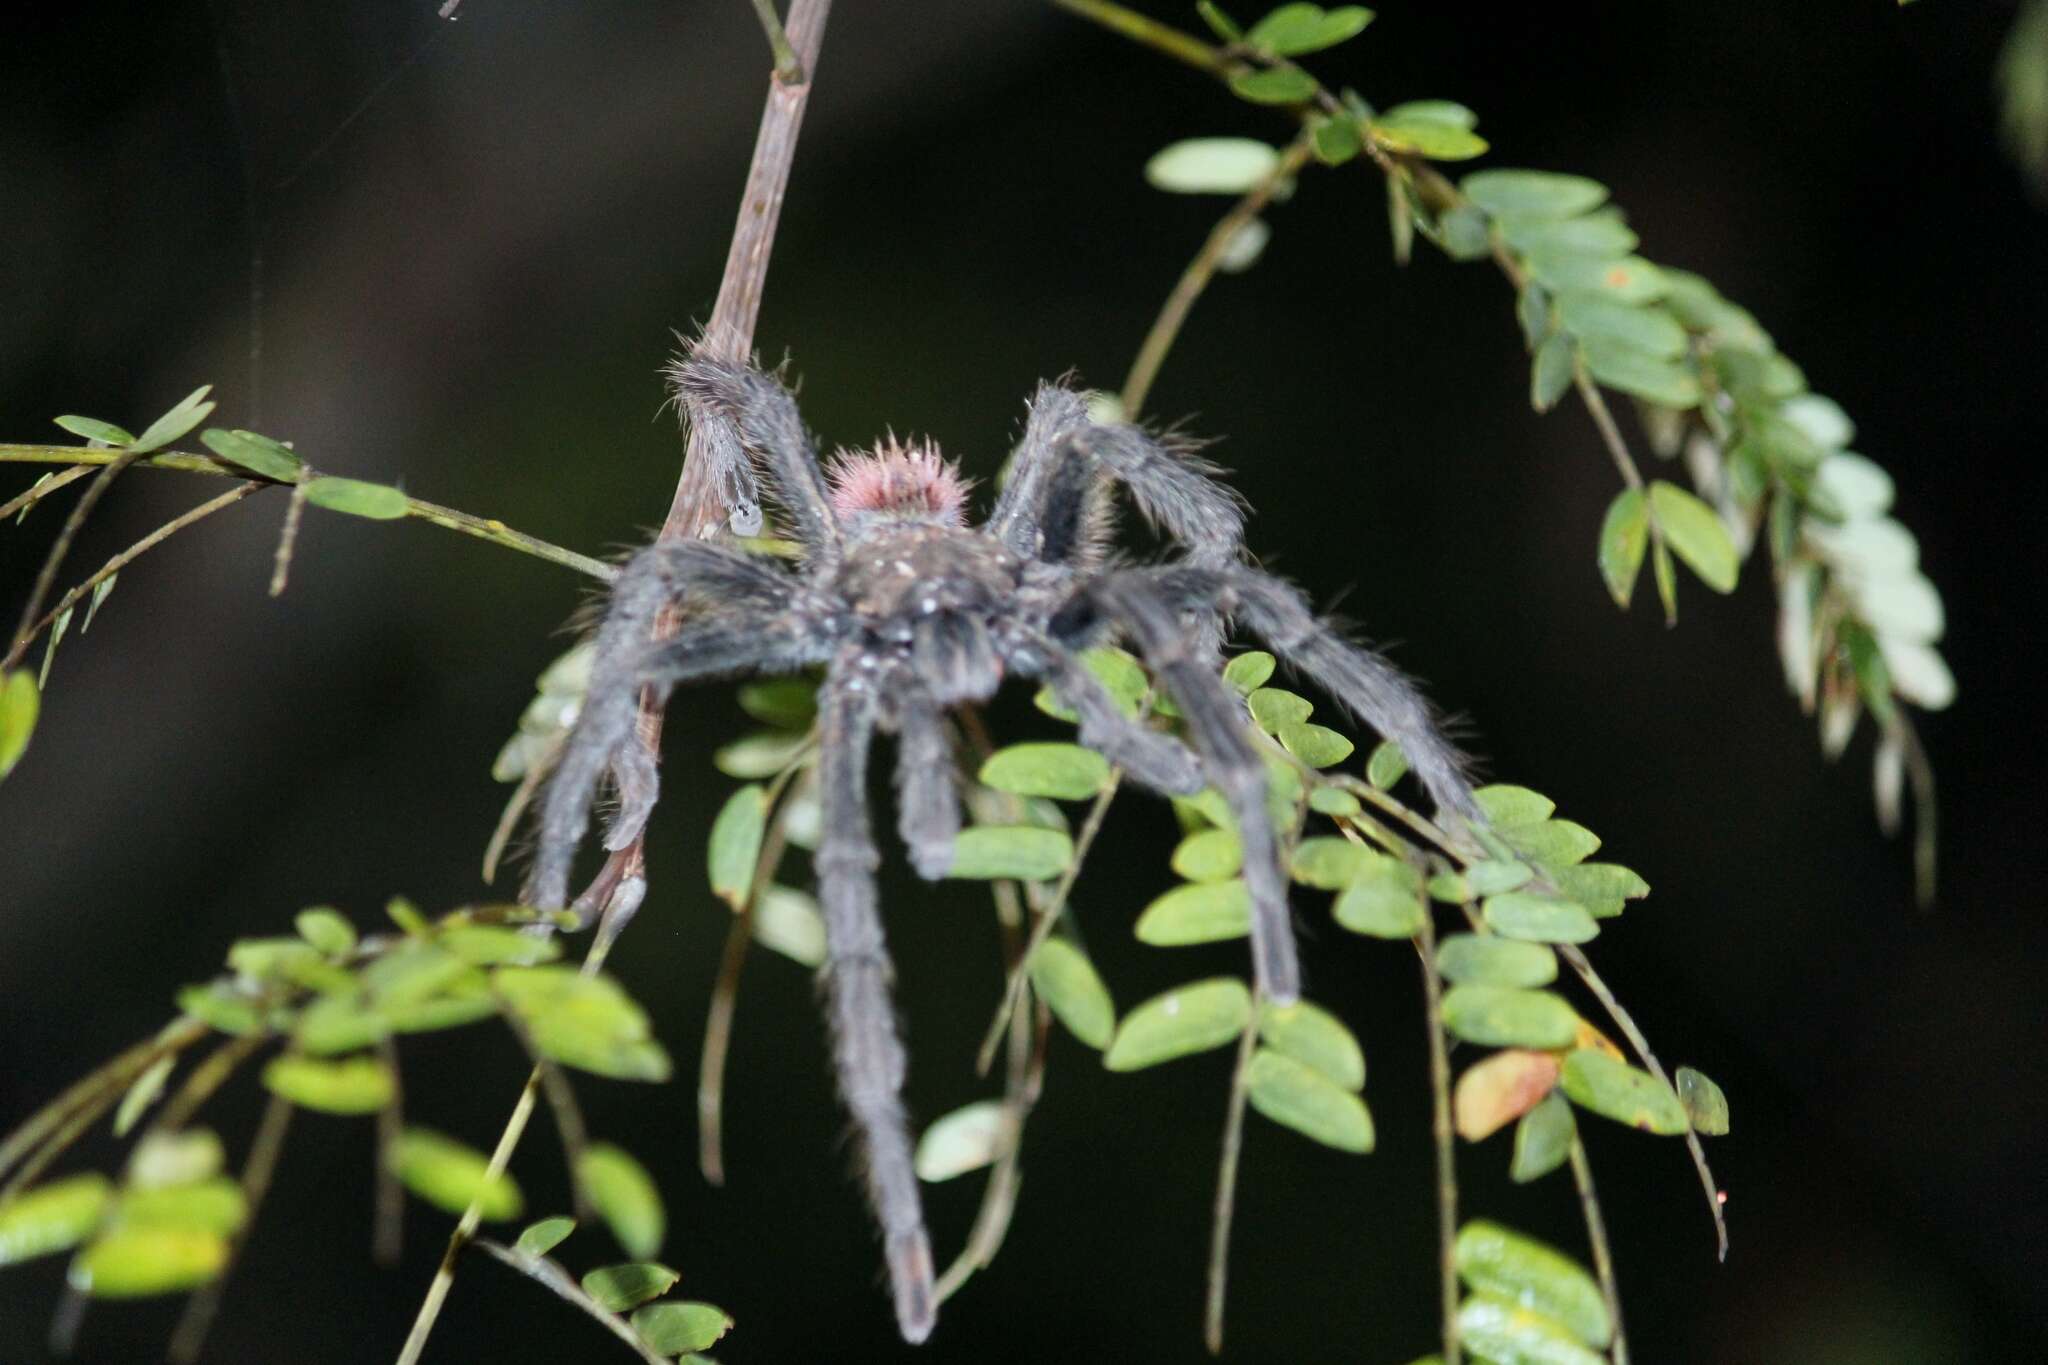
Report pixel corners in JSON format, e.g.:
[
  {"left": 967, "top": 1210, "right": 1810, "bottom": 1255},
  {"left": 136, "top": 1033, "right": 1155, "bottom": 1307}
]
[
  {"left": 979, "top": 742, "right": 1111, "bottom": 801},
  {"left": 1246, "top": 1048, "right": 1375, "bottom": 1152},
  {"left": 1675, "top": 1065, "right": 1730, "bottom": 1136},
  {"left": 1104, "top": 978, "right": 1252, "bottom": 1071},
  {"left": 1029, "top": 938, "right": 1116, "bottom": 1050},
  {"left": 631, "top": 1302, "right": 733, "bottom": 1355},
  {"left": 1441, "top": 986, "right": 1579, "bottom": 1050},
  {"left": 947, "top": 826, "right": 1074, "bottom": 881},
  {"left": 262, "top": 1054, "right": 395, "bottom": 1115},
  {"left": 1455, "top": 1219, "right": 1613, "bottom": 1349},
  {"left": 581, "top": 1261, "right": 679, "bottom": 1312},
  {"left": 1145, "top": 138, "right": 1281, "bottom": 195},
  {"left": 1435, "top": 934, "right": 1557, "bottom": 988},
  {"left": 69, "top": 1225, "right": 228, "bottom": 1297},
  {"left": 579, "top": 1143, "right": 665, "bottom": 1259},
  {"left": 1136, "top": 879, "right": 1251, "bottom": 946},
  {"left": 1558, "top": 1051, "right": 1689, "bottom": 1135},
  {"left": 1510, "top": 1092, "right": 1577, "bottom": 1184},
  {"left": 302, "top": 476, "right": 409, "bottom": 520},
  {"left": 392, "top": 1127, "right": 523, "bottom": 1221},
  {"left": 0, "top": 1174, "right": 113, "bottom": 1267},
  {"left": 708, "top": 784, "right": 769, "bottom": 907},
  {"left": 1482, "top": 892, "right": 1599, "bottom": 945},
  {"left": 1454, "top": 1049, "right": 1561, "bottom": 1142},
  {"left": 914, "top": 1100, "right": 1007, "bottom": 1182},
  {"left": 1259, "top": 1000, "right": 1365, "bottom": 1090},
  {"left": 1649, "top": 480, "right": 1738, "bottom": 593}
]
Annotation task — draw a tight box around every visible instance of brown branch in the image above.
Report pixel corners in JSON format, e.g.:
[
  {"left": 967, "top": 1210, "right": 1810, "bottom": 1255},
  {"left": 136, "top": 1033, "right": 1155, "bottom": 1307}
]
[{"left": 1414, "top": 915, "right": 1462, "bottom": 1365}]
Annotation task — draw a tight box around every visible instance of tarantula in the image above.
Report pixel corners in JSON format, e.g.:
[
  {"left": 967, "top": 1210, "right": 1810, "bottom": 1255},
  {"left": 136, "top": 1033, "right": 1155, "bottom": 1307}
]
[{"left": 527, "top": 357, "right": 1481, "bottom": 1343}]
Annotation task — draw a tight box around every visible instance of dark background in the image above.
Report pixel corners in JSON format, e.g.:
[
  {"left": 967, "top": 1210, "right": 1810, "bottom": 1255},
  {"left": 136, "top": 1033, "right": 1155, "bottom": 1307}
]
[{"left": 3, "top": 2, "right": 2043, "bottom": 1361}]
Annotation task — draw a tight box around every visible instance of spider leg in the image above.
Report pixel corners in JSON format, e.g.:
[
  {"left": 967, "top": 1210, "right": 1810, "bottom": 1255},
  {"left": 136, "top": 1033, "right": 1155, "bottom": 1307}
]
[
  {"left": 1015, "top": 633, "right": 1204, "bottom": 796},
  {"left": 815, "top": 667, "right": 937, "bottom": 1342},
  {"left": 1147, "top": 565, "right": 1483, "bottom": 825},
  {"left": 1064, "top": 576, "right": 1302, "bottom": 1006},
  {"left": 984, "top": 383, "right": 1246, "bottom": 572},
  {"left": 890, "top": 687, "right": 960, "bottom": 880},
  {"left": 526, "top": 541, "right": 812, "bottom": 909},
  {"left": 666, "top": 355, "right": 844, "bottom": 562}
]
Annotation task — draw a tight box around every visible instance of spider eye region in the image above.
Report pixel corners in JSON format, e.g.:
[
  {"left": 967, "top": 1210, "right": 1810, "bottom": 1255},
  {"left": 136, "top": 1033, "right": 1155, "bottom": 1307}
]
[{"left": 828, "top": 438, "right": 971, "bottom": 525}]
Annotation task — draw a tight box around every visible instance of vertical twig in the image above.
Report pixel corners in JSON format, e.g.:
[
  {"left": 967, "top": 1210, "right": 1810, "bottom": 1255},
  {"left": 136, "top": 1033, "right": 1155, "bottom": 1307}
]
[
  {"left": 1415, "top": 917, "right": 1462, "bottom": 1365},
  {"left": 1567, "top": 1136, "right": 1628, "bottom": 1365},
  {"left": 1203, "top": 1004, "right": 1261, "bottom": 1356},
  {"left": 374, "top": 1038, "right": 406, "bottom": 1266},
  {"left": 168, "top": 1093, "right": 296, "bottom": 1364}
]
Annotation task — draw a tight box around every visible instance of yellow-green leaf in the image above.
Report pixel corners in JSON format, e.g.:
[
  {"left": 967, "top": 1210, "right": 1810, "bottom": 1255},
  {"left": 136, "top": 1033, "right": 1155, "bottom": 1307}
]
[
  {"left": 0, "top": 670, "right": 42, "bottom": 781},
  {"left": 1462, "top": 169, "right": 1608, "bottom": 219},
  {"left": 1510, "top": 1092, "right": 1576, "bottom": 1183},
  {"left": 262, "top": 1054, "right": 395, "bottom": 1115},
  {"left": 1289, "top": 836, "right": 1367, "bottom": 889},
  {"left": 978, "top": 742, "right": 1110, "bottom": 801},
  {"left": 1435, "top": 934, "right": 1557, "bottom": 988},
  {"left": 1332, "top": 860, "right": 1427, "bottom": 938},
  {"left": 1245, "top": 3, "right": 1375, "bottom": 56},
  {"left": 1558, "top": 1051, "right": 1689, "bottom": 1135},
  {"left": 515, "top": 1215, "right": 576, "bottom": 1257},
  {"left": 1675, "top": 1066, "right": 1730, "bottom": 1136},
  {"left": 1246, "top": 1048, "right": 1374, "bottom": 1152},
  {"left": 1499, "top": 819, "right": 1601, "bottom": 867},
  {"left": 113, "top": 1177, "right": 247, "bottom": 1237},
  {"left": 578, "top": 1143, "right": 665, "bottom": 1259},
  {"left": 127, "top": 1130, "right": 224, "bottom": 1190},
  {"left": 1483, "top": 892, "right": 1599, "bottom": 945},
  {"left": 293, "top": 907, "right": 357, "bottom": 957},
  {"left": 581, "top": 1261, "right": 678, "bottom": 1312},
  {"left": 1223, "top": 651, "right": 1276, "bottom": 693},
  {"left": 1455, "top": 1219, "right": 1613, "bottom": 1348},
  {"left": 1455, "top": 1291, "right": 1608, "bottom": 1365},
  {"left": 947, "top": 826, "right": 1073, "bottom": 881},
  {"left": 494, "top": 967, "right": 671, "bottom": 1082},
  {"left": 1366, "top": 739, "right": 1408, "bottom": 789},
  {"left": 1276, "top": 720, "right": 1354, "bottom": 768},
  {"left": 1598, "top": 487, "right": 1648, "bottom": 609},
  {"left": 1029, "top": 938, "right": 1116, "bottom": 1050},
  {"left": 1104, "top": 979, "right": 1251, "bottom": 1071},
  {"left": 1171, "top": 828, "right": 1243, "bottom": 882},
  {"left": 708, "top": 784, "right": 769, "bottom": 907},
  {"left": 1441, "top": 986, "right": 1579, "bottom": 1049},
  {"left": 1259, "top": 1000, "right": 1364, "bottom": 1090},
  {"left": 1136, "top": 880, "right": 1251, "bottom": 945},
  {"left": 0, "top": 1174, "right": 113, "bottom": 1267},
  {"left": 199, "top": 428, "right": 303, "bottom": 482},
  {"left": 1649, "top": 480, "right": 1738, "bottom": 592},
  {"left": 914, "top": 1100, "right": 1007, "bottom": 1182},
  {"left": 631, "top": 1302, "right": 733, "bottom": 1355},
  {"left": 752, "top": 884, "right": 826, "bottom": 967},
  {"left": 69, "top": 1225, "right": 228, "bottom": 1297},
  {"left": 302, "top": 476, "right": 408, "bottom": 520},
  {"left": 1144, "top": 138, "right": 1281, "bottom": 195},
  {"left": 392, "top": 1127, "right": 523, "bottom": 1220}
]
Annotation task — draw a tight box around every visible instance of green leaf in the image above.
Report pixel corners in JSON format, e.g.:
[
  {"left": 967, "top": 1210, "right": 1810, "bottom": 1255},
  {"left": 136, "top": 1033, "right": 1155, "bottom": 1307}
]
[
  {"left": 1527, "top": 252, "right": 1666, "bottom": 303},
  {"left": 1648, "top": 481, "right": 1739, "bottom": 593},
  {"left": 1372, "top": 115, "right": 1487, "bottom": 160},
  {"left": 363, "top": 942, "right": 478, "bottom": 1007},
  {"left": 1472, "top": 784, "right": 1554, "bottom": 826},
  {"left": 1549, "top": 862, "right": 1650, "bottom": 907},
  {"left": 1030, "top": 938, "right": 1116, "bottom": 1049},
  {"left": 979, "top": 742, "right": 1110, "bottom": 801},
  {"left": 1331, "top": 859, "right": 1426, "bottom": 938},
  {"left": 112, "top": 1177, "right": 247, "bottom": 1236},
  {"left": 81, "top": 573, "right": 117, "bottom": 632},
  {"left": 1597, "top": 487, "right": 1648, "bottom": 608},
  {"left": 0, "top": 1174, "right": 113, "bottom": 1267},
  {"left": 1498, "top": 211, "right": 1638, "bottom": 261},
  {"left": 1036, "top": 646, "right": 1148, "bottom": 720},
  {"left": 707, "top": 784, "right": 769, "bottom": 907},
  {"left": 752, "top": 884, "right": 826, "bottom": 967},
  {"left": 1104, "top": 978, "right": 1252, "bottom": 1071},
  {"left": 1580, "top": 336, "right": 1701, "bottom": 407},
  {"left": 114, "top": 1056, "right": 176, "bottom": 1137},
  {"left": 579, "top": 1143, "right": 665, "bottom": 1258},
  {"left": 515, "top": 1215, "right": 576, "bottom": 1258},
  {"left": 302, "top": 476, "right": 409, "bottom": 520},
  {"left": 128, "top": 1130, "right": 225, "bottom": 1189},
  {"left": 1289, "top": 836, "right": 1366, "bottom": 889},
  {"left": 1441, "top": 986, "right": 1579, "bottom": 1049},
  {"left": 1247, "top": 686, "right": 1313, "bottom": 730},
  {"left": 582, "top": 1261, "right": 679, "bottom": 1312},
  {"left": 1245, "top": 3, "right": 1374, "bottom": 56},
  {"left": 70, "top": 1225, "right": 229, "bottom": 1297},
  {"left": 1366, "top": 739, "right": 1408, "bottom": 789},
  {"left": 128, "top": 385, "right": 216, "bottom": 456},
  {"left": 1456, "top": 1219, "right": 1612, "bottom": 1348},
  {"left": 1675, "top": 1066, "right": 1730, "bottom": 1136},
  {"left": 914, "top": 1100, "right": 1006, "bottom": 1182},
  {"left": 295, "top": 995, "right": 388, "bottom": 1056},
  {"left": 1246, "top": 1048, "right": 1375, "bottom": 1152},
  {"left": 1558, "top": 1051, "right": 1689, "bottom": 1134},
  {"left": 1438, "top": 204, "right": 1491, "bottom": 260},
  {"left": 1229, "top": 66, "right": 1319, "bottom": 105},
  {"left": 53, "top": 415, "right": 136, "bottom": 445},
  {"left": 1276, "top": 720, "right": 1354, "bottom": 768},
  {"left": 735, "top": 676, "right": 815, "bottom": 729},
  {"left": 262, "top": 1054, "right": 395, "bottom": 1115},
  {"left": 1465, "top": 860, "right": 1532, "bottom": 896},
  {"left": 1311, "top": 114, "right": 1362, "bottom": 166},
  {"left": 176, "top": 982, "right": 262, "bottom": 1036},
  {"left": 1136, "top": 880, "right": 1251, "bottom": 946},
  {"left": 294, "top": 907, "right": 357, "bottom": 957},
  {"left": 1223, "top": 651, "right": 1276, "bottom": 693},
  {"left": 1461, "top": 169, "right": 1608, "bottom": 220},
  {"left": 1196, "top": 1, "right": 1244, "bottom": 40},
  {"left": 494, "top": 966, "right": 672, "bottom": 1082},
  {"left": 1530, "top": 333, "right": 1574, "bottom": 412},
  {"left": 631, "top": 1302, "right": 734, "bottom": 1355},
  {"left": 1171, "top": 828, "right": 1243, "bottom": 882},
  {"left": 392, "top": 1127, "right": 523, "bottom": 1220},
  {"left": 1482, "top": 892, "right": 1599, "bottom": 945},
  {"left": 0, "top": 670, "right": 41, "bottom": 781},
  {"left": 1455, "top": 1291, "right": 1607, "bottom": 1365},
  {"left": 1510, "top": 1092, "right": 1576, "bottom": 1183},
  {"left": 1307, "top": 785, "right": 1361, "bottom": 817},
  {"left": 439, "top": 923, "right": 560, "bottom": 967},
  {"left": 1652, "top": 536, "right": 1678, "bottom": 624},
  {"left": 1499, "top": 819, "right": 1601, "bottom": 867},
  {"left": 946, "top": 825, "right": 1073, "bottom": 881},
  {"left": 1259, "top": 1000, "right": 1364, "bottom": 1090},
  {"left": 200, "top": 428, "right": 303, "bottom": 482},
  {"left": 1516, "top": 280, "right": 1551, "bottom": 351},
  {"left": 1556, "top": 293, "right": 1687, "bottom": 359},
  {"left": 1144, "top": 138, "right": 1281, "bottom": 194},
  {"left": 712, "top": 729, "right": 808, "bottom": 778},
  {"left": 1435, "top": 934, "right": 1557, "bottom": 988},
  {"left": 1379, "top": 99, "right": 1477, "bottom": 129}
]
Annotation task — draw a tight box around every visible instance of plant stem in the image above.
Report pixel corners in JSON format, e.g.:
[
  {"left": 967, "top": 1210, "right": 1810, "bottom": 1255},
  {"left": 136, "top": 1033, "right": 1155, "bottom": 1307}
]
[
  {"left": 1051, "top": 0, "right": 1234, "bottom": 79},
  {"left": 1570, "top": 369, "right": 1648, "bottom": 493},
  {"left": 1122, "top": 134, "right": 1315, "bottom": 418},
  {"left": 747, "top": 0, "right": 805, "bottom": 83},
  {"left": 1558, "top": 943, "right": 1729, "bottom": 1261},
  {"left": 168, "top": 1093, "right": 295, "bottom": 1364},
  {"left": 1203, "top": 1002, "right": 1261, "bottom": 1355},
  {"left": 1415, "top": 914, "right": 1462, "bottom": 1365},
  {"left": 4, "top": 447, "right": 147, "bottom": 671},
  {"left": 0, "top": 445, "right": 614, "bottom": 582},
  {"left": 0, "top": 464, "right": 92, "bottom": 522},
  {"left": 1567, "top": 1136, "right": 1628, "bottom": 1365}
]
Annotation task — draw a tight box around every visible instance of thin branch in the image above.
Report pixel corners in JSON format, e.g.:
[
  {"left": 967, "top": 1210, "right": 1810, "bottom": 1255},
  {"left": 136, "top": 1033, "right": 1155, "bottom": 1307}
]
[
  {"left": 1414, "top": 913, "right": 1462, "bottom": 1365},
  {"left": 471, "top": 1239, "right": 670, "bottom": 1365},
  {"left": 5, "top": 447, "right": 148, "bottom": 671},
  {"left": 747, "top": 0, "right": 805, "bottom": 83},
  {"left": 1051, "top": 0, "right": 1234, "bottom": 79},
  {"left": 1567, "top": 1136, "right": 1628, "bottom": 1365},
  {"left": 374, "top": 1038, "right": 406, "bottom": 1266},
  {"left": 1122, "top": 133, "right": 1315, "bottom": 417},
  {"left": 0, "top": 464, "right": 92, "bottom": 522},
  {"left": 1558, "top": 944, "right": 1729, "bottom": 1261},
  {"left": 168, "top": 1093, "right": 295, "bottom": 1365},
  {"left": 0, "top": 1020, "right": 207, "bottom": 1184},
  {"left": 20, "top": 483, "right": 267, "bottom": 651},
  {"left": 268, "top": 478, "right": 311, "bottom": 597},
  {"left": 0, "top": 445, "right": 614, "bottom": 582},
  {"left": 1203, "top": 1001, "right": 1261, "bottom": 1356}
]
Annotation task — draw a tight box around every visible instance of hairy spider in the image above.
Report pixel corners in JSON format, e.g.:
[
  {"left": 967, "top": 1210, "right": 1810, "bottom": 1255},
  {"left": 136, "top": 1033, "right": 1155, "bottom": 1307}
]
[{"left": 527, "top": 357, "right": 1482, "bottom": 1343}]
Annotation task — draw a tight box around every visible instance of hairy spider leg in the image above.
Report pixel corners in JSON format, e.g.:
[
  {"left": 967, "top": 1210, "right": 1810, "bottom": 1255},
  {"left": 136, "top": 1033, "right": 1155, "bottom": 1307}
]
[
  {"left": 889, "top": 685, "right": 960, "bottom": 880},
  {"left": 1068, "top": 575, "right": 1304, "bottom": 1007},
  {"left": 1142, "top": 565, "right": 1484, "bottom": 825},
  {"left": 815, "top": 667, "right": 937, "bottom": 1344},
  {"left": 667, "top": 356, "right": 844, "bottom": 560},
  {"left": 1019, "top": 632, "right": 1205, "bottom": 797}
]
